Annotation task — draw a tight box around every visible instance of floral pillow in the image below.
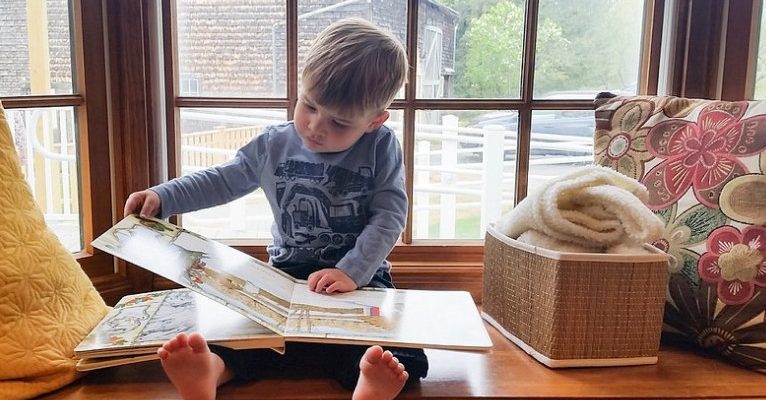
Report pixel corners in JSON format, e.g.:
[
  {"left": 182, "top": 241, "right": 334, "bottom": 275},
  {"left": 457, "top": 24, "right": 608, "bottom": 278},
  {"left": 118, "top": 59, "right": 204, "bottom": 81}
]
[{"left": 594, "top": 94, "right": 766, "bottom": 372}]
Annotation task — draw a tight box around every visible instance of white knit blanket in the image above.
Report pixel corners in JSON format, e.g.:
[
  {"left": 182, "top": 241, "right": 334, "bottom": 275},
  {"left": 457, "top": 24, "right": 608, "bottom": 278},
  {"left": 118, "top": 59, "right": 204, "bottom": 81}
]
[{"left": 497, "top": 165, "right": 664, "bottom": 253}]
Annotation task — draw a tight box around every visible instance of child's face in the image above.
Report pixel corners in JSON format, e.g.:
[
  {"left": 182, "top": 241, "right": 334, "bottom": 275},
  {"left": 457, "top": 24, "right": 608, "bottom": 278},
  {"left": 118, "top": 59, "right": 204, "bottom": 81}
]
[{"left": 294, "top": 90, "right": 389, "bottom": 153}]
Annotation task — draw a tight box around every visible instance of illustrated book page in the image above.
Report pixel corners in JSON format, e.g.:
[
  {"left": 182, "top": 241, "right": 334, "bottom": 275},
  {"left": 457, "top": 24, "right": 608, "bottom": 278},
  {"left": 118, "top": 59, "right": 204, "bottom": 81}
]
[
  {"left": 92, "top": 215, "right": 492, "bottom": 351},
  {"left": 74, "top": 288, "right": 284, "bottom": 371},
  {"left": 286, "top": 282, "right": 492, "bottom": 350}
]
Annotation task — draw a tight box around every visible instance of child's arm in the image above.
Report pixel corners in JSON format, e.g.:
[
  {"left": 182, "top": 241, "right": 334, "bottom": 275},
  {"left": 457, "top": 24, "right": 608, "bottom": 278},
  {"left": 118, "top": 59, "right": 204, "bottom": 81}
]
[{"left": 145, "top": 130, "right": 271, "bottom": 218}]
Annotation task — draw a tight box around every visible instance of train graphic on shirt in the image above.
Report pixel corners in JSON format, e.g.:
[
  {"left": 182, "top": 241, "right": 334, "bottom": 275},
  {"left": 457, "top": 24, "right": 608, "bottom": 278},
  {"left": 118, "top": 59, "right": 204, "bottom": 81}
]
[{"left": 274, "top": 159, "right": 374, "bottom": 260}]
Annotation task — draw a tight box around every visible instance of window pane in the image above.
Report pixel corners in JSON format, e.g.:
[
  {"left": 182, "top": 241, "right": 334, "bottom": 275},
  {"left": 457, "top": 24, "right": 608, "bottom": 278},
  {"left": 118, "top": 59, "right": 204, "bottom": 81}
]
[
  {"left": 527, "top": 109, "right": 594, "bottom": 195},
  {"left": 176, "top": 1, "right": 286, "bottom": 98},
  {"left": 534, "top": 0, "right": 645, "bottom": 98},
  {"left": 6, "top": 107, "right": 81, "bottom": 251},
  {"left": 296, "top": 1, "right": 408, "bottom": 96},
  {"left": 427, "top": 0, "right": 524, "bottom": 99},
  {"left": 179, "top": 108, "right": 288, "bottom": 239},
  {"left": 0, "top": 0, "right": 74, "bottom": 96},
  {"left": 413, "top": 110, "right": 515, "bottom": 239},
  {"left": 755, "top": 7, "right": 766, "bottom": 99}
]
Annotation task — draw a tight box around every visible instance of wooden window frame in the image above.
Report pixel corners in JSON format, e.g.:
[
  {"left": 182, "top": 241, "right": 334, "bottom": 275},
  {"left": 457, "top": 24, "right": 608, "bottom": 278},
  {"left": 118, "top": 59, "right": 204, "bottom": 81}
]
[
  {"left": 10, "top": 0, "right": 757, "bottom": 303},
  {"left": 663, "top": 0, "right": 762, "bottom": 100},
  {"left": 151, "top": 0, "right": 662, "bottom": 301},
  {"left": 0, "top": 0, "right": 130, "bottom": 303}
]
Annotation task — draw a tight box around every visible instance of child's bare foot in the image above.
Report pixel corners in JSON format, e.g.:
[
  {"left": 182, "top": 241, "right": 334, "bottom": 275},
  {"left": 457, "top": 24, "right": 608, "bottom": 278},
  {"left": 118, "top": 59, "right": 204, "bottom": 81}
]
[
  {"left": 157, "top": 332, "right": 230, "bottom": 400},
  {"left": 352, "top": 345, "right": 409, "bottom": 400}
]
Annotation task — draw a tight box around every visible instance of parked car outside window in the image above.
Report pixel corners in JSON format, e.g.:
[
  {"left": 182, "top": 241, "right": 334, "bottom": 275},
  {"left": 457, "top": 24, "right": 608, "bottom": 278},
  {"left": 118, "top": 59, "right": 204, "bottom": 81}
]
[{"left": 460, "top": 91, "right": 615, "bottom": 161}]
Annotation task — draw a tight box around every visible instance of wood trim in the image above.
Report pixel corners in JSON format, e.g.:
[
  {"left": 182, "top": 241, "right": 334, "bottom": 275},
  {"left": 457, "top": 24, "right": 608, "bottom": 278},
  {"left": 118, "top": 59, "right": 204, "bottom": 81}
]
[
  {"left": 47, "top": 339, "right": 766, "bottom": 398},
  {"left": 90, "top": 274, "right": 135, "bottom": 305},
  {"left": 0, "top": 95, "right": 83, "bottom": 108},
  {"left": 162, "top": 0, "right": 179, "bottom": 182},
  {"left": 71, "top": 0, "right": 119, "bottom": 296},
  {"left": 720, "top": 0, "right": 760, "bottom": 100},
  {"left": 75, "top": 252, "right": 116, "bottom": 279},
  {"left": 744, "top": 0, "right": 762, "bottom": 100},
  {"left": 668, "top": 0, "right": 689, "bottom": 96},
  {"left": 674, "top": 0, "right": 726, "bottom": 99},
  {"left": 143, "top": 0, "right": 165, "bottom": 187},
  {"left": 515, "top": 0, "right": 539, "bottom": 204},
  {"left": 176, "top": 97, "right": 290, "bottom": 108},
  {"left": 389, "top": 99, "right": 594, "bottom": 110},
  {"left": 666, "top": 0, "right": 760, "bottom": 100},
  {"left": 286, "top": 0, "right": 298, "bottom": 119},
  {"left": 389, "top": 243, "right": 485, "bottom": 300},
  {"left": 402, "top": 0, "right": 419, "bottom": 244},
  {"left": 641, "top": 0, "right": 664, "bottom": 95},
  {"left": 105, "top": 0, "right": 155, "bottom": 293}
]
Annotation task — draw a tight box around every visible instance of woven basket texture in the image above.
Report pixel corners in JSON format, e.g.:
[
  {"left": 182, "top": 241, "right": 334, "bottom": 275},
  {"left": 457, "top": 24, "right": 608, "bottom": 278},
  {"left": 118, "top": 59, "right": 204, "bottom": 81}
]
[{"left": 483, "top": 230, "right": 668, "bottom": 360}]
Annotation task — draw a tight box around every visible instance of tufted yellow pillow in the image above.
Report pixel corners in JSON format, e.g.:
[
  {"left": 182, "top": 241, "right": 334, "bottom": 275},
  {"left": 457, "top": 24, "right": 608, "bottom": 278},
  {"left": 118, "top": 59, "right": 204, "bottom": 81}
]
[{"left": 0, "top": 102, "right": 109, "bottom": 399}]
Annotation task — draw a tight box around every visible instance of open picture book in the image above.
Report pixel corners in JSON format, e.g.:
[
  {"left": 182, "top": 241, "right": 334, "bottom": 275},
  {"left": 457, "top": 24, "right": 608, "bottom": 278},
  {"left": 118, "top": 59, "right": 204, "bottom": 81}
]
[
  {"left": 86, "top": 215, "right": 491, "bottom": 368},
  {"left": 74, "top": 288, "right": 283, "bottom": 371}
]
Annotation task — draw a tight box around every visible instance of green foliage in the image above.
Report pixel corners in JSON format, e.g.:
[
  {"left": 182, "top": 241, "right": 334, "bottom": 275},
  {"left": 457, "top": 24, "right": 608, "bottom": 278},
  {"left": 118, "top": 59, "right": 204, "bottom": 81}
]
[
  {"left": 458, "top": 1, "right": 526, "bottom": 97},
  {"left": 438, "top": 0, "right": 645, "bottom": 98}
]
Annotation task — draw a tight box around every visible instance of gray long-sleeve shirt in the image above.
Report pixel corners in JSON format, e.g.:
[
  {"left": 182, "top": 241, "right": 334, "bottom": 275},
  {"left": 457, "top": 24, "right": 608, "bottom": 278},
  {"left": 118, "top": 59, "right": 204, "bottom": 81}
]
[{"left": 151, "top": 122, "right": 407, "bottom": 287}]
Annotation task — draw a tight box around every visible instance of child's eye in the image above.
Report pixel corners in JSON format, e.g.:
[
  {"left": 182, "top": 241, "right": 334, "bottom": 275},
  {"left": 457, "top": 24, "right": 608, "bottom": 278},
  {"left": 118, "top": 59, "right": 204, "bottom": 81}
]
[
  {"left": 305, "top": 104, "right": 317, "bottom": 112},
  {"left": 332, "top": 120, "right": 348, "bottom": 129}
]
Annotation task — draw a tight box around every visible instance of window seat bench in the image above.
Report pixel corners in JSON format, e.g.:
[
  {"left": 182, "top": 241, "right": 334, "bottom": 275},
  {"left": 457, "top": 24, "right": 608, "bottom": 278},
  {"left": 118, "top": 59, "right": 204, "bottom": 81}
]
[{"left": 40, "top": 321, "right": 765, "bottom": 399}]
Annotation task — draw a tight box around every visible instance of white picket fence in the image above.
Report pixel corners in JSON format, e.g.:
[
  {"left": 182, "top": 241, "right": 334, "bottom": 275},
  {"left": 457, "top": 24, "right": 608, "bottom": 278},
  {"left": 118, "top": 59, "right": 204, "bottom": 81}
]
[
  {"left": 178, "top": 110, "right": 594, "bottom": 239},
  {"left": 15, "top": 108, "right": 594, "bottom": 245}
]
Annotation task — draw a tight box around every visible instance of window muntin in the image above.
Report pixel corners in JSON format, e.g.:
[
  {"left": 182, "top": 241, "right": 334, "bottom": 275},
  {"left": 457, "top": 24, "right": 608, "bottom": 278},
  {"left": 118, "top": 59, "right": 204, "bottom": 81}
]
[
  {"left": 412, "top": 109, "right": 515, "bottom": 239},
  {"left": 295, "top": 0, "right": 408, "bottom": 96},
  {"left": 176, "top": 0, "right": 287, "bottom": 98},
  {"left": 1, "top": 0, "right": 82, "bottom": 252},
  {"left": 0, "top": 0, "right": 74, "bottom": 96},
  {"left": 5, "top": 106, "right": 81, "bottom": 251},
  {"left": 178, "top": 108, "right": 287, "bottom": 239},
  {"left": 168, "top": 0, "right": 649, "bottom": 242},
  {"left": 534, "top": 0, "right": 644, "bottom": 97},
  {"left": 434, "top": 0, "right": 524, "bottom": 99},
  {"left": 527, "top": 109, "right": 595, "bottom": 196}
]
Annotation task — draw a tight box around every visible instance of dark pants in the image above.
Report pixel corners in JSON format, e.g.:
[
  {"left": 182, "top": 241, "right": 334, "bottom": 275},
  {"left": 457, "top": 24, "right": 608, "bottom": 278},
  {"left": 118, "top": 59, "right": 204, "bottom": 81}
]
[{"left": 210, "top": 265, "right": 429, "bottom": 390}]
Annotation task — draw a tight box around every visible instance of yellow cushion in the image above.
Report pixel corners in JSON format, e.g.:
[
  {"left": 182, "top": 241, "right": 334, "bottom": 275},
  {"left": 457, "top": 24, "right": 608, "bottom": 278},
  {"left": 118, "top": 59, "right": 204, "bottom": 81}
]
[{"left": 0, "top": 102, "right": 109, "bottom": 399}]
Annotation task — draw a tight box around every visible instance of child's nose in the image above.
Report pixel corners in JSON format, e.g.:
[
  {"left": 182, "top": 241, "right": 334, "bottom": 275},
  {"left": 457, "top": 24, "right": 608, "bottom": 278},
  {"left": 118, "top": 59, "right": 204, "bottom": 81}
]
[{"left": 308, "top": 118, "right": 327, "bottom": 137}]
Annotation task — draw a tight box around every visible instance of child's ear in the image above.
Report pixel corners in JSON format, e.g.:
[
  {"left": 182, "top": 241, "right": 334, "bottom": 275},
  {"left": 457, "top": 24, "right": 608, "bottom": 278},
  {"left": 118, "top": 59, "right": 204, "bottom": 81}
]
[{"left": 366, "top": 111, "right": 390, "bottom": 132}]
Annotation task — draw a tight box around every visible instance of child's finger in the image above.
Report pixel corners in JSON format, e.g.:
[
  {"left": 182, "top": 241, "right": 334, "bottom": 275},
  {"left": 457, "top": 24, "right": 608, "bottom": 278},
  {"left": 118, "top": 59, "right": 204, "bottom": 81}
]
[
  {"left": 326, "top": 281, "right": 342, "bottom": 293},
  {"left": 139, "top": 204, "right": 150, "bottom": 218},
  {"left": 139, "top": 201, "right": 157, "bottom": 218},
  {"left": 123, "top": 194, "right": 140, "bottom": 217},
  {"left": 306, "top": 272, "right": 320, "bottom": 291},
  {"left": 315, "top": 275, "right": 333, "bottom": 293}
]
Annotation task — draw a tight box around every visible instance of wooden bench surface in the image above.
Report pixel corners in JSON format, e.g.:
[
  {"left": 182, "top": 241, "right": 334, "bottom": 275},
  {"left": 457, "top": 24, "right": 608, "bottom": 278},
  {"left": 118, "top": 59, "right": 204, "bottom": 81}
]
[{"left": 42, "top": 322, "right": 766, "bottom": 399}]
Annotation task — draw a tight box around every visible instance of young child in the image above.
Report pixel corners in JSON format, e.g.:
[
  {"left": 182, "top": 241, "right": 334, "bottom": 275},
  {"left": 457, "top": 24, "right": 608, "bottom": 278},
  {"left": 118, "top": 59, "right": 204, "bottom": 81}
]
[{"left": 123, "top": 18, "right": 427, "bottom": 400}]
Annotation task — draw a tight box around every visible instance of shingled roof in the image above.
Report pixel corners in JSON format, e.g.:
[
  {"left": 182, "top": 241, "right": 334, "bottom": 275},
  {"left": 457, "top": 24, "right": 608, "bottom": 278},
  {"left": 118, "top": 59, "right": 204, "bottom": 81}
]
[{"left": 1, "top": 0, "right": 457, "bottom": 98}]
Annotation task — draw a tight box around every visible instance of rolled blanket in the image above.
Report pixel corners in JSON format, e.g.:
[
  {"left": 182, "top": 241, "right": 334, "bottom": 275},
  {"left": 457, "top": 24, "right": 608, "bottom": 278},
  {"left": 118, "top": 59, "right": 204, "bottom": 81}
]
[{"left": 497, "top": 165, "right": 664, "bottom": 252}]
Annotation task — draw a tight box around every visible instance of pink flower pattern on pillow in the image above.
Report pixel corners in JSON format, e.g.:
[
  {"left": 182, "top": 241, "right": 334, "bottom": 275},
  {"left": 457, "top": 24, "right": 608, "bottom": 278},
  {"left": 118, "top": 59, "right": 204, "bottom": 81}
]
[
  {"left": 642, "top": 102, "right": 766, "bottom": 210},
  {"left": 698, "top": 225, "right": 766, "bottom": 305}
]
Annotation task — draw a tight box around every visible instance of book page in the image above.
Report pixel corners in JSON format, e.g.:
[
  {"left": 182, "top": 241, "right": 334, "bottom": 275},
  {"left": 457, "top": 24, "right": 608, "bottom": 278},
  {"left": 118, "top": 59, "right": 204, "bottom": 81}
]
[
  {"left": 75, "top": 288, "right": 284, "bottom": 358},
  {"left": 92, "top": 215, "right": 296, "bottom": 334},
  {"left": 285, "top": 283, "right": 492, "bottom": 350},
  {"left": 76, "top": 353, "right": 160, "bottom": 372},
  {"left": 93, "top": 216, "right": 492, "bottom": 351}
]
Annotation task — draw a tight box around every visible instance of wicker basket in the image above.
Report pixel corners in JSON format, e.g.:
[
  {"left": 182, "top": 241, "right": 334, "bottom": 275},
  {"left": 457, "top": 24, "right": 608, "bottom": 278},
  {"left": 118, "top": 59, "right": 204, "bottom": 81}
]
[{"left": 481, "top": 225, "right": 669, "bottom": 368}]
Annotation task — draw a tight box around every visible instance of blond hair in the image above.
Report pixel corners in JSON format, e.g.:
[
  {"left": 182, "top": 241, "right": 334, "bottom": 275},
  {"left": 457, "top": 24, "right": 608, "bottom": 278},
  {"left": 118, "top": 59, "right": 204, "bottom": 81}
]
[{"left": 302, "top": 18, "right": 408, "bottom": 117}]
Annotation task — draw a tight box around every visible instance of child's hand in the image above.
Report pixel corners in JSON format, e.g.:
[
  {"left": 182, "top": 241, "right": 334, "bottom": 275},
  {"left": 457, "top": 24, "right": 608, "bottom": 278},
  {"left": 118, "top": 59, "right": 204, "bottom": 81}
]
[
  {"left": 307, "top": 268, "right": 358, "bottom": 294},
  {"left": 124, "top": 189, "right": 161, "bottom": 218}
]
